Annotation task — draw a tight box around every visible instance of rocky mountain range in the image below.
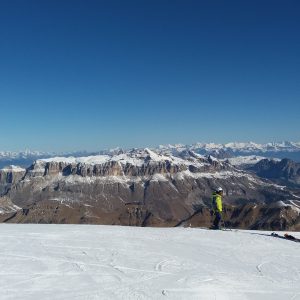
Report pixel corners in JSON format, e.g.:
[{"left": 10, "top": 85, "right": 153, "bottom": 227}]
[
  {"left": 0, "top": 148, "right": 299, "bottom": 230},
  {"left": 159, "top": 141, "right": 300, "bottom": 161},
  {"left": 1, "top": 141, "right": 300, "bottom": 169},
  {"left": 248, "top": 158, "right": 300, "bottom": 188},
  {"left": 0, "top": 150, "right": 103, "bottom": 169}
]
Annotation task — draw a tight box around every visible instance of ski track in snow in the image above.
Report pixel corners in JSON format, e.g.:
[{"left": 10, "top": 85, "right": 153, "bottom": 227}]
[{"left": 0, "top": 225, "right": 299, "bottom": 300}]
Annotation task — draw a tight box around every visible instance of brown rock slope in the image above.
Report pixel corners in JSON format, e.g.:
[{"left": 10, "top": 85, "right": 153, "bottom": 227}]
[{"left": 178, "top": 201, "right": 300, "bottom": 231}]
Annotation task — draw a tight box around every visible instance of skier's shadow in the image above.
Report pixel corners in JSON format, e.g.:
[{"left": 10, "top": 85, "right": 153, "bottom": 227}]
[
  {"left": 247, "top": 232, "right": 271, "bottom": 237},
  {"left": 246, "top": 232, "right": 299, "bottom": 243},
  {"left": 235, "top": 230, "right": 271, "bottom": 238}
]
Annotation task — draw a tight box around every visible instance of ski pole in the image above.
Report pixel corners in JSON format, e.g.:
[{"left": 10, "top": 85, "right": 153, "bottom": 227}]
[
  {"left": 222, "top": 214, "right": 227, "bottom": 230},
  {"left": 222, "top": 210, "right": 231, "bottom": 231}
]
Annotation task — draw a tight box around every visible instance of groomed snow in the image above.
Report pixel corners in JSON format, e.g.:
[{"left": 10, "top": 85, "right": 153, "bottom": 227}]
[{"left": 0, "top": 224, "right": 299, "bottom": 300}]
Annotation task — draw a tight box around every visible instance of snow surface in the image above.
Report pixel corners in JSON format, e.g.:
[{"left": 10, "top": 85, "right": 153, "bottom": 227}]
[
  {"left": 39, "top": 155, "right": 111, "bottom": 165},
  {"left": 28, "top": 169, "right": 261, "bottom": 187},
  {"left": 38, "top": 149, "right": 208, "bottom": 169},
  {"left": 223, "top": 156, "right": 281, "bottom": 167},
  {"left": 0, "top": 204, "right": 21, "bottom": 215},
  {"left": 222, "top": 156, "right": 267, "bottom": 166},
  {"left": 160, "top": 141, "right": 300, "bottom": 153},
  {"left": 0, "top": 224, "right": 299, "bottom": 300},
  {"left": 0, "top": 165, "right": 26, "bottom": 172},
  {"left": 1, "top": 141, "right": 300, "bottom": 168}
]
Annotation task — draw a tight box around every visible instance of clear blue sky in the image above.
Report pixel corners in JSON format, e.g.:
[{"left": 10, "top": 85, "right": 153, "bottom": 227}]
[{"left": 0, "top": 0, "right": 299, "bottom": 151}]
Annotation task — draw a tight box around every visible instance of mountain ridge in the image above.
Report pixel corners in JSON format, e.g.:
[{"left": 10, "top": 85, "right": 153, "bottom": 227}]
[
  {"left": 0, "top": 148, "right": 299, "bottom": 229},
  {"left": 1, "top": 141, "right": 300, "bottom": 168}
]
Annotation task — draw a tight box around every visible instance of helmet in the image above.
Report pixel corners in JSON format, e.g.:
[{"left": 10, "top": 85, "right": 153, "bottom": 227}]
[{"left": 216, "top": 187, "right": 223, "bottom": 193}]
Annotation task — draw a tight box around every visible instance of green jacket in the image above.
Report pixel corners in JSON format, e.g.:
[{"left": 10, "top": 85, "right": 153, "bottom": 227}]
[{"left": 212, "top": 192, "right": 222, "bottom": 212}]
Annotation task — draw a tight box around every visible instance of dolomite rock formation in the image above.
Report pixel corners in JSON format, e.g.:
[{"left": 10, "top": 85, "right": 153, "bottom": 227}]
[{"left": 0, "top": 149, "right": 299, "bottom": 229}]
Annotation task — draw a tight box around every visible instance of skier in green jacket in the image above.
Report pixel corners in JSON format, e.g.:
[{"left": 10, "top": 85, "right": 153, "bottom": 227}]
[{"left": 211, "top": 187, "right": 223, "bottom": 229}]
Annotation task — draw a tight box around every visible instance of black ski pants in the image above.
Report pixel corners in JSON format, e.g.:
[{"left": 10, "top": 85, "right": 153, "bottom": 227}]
[{"left": 213, "top": 211, "right": 222, "bottom": 229}]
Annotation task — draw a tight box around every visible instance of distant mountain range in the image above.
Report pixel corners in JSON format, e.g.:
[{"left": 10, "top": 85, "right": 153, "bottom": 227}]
[
  {"left": 158, "top": 141, "right": 300, "bottom": 161},
  {"left": 248, "top": 158, "right": 300, "bottom": 188},
  {"left": 1, "top": 141, "right": 300, "bottom": 169},
  {"left": 160, "top": 141, "right": 300, "bottom": 152},
  {"left": 0, "top": 150, "right": 102, "bottom": 169},
  {"left": 0, "top": 147, "right": 299, "bottom": 230}
]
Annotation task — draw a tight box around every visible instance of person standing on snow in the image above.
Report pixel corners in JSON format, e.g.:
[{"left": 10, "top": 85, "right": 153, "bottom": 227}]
[{"left": 211, "top": 187, "right": 223, "bottom": 229}]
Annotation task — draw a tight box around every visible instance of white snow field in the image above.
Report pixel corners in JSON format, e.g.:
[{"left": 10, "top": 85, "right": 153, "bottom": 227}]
[{"left": 0, "top": 225, "right": 299, "bottom": 300}]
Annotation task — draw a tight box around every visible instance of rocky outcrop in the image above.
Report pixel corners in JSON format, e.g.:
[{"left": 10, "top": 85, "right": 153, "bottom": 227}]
[
  {"left": 0, "top": 196, "right": 21, "bottom": 217},
  {"left": 2, "top": 199, "right": 299, "bottom": 231},
  {"left": 180, "top": 201, "right": 300, "bottom": 231},
  {"left": 0, "top": 166, "right": 26, "bottom": 195},
  {"left": 7, "top": 167, "right": 293, "bottom": 214},
  {"left": 0, "top": 149, "right": 299, "bottom": 230},
  {"left": 248, "top": 158, "right": 300, "bottom": 187},
  {"left": 0, "top": 199, "right": 165, "bottom": 226}
]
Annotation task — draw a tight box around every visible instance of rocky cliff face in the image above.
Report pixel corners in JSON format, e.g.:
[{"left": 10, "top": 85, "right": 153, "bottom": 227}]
[
  {"left": 0, "top": 149, "right": 299, "bottom": 229},
  {"left": 0, "top": 166, "right": 26, "bottom": 196},
  {"left": 248, "top": 158, "right": 300, "bottom": 187}
]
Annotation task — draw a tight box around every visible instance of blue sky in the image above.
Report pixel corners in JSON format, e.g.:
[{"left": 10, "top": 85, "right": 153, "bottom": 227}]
[{"left": 0, "top": 0, "right": 299, "bottom": 151}]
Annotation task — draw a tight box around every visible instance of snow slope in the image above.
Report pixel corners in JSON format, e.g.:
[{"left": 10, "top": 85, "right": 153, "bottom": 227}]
[
  {"left": 0, "top": 165, "right": 26, "bottom": 172},
  {"left": 38, "top": 148, "right": 207, "bottom": 168},
  {"left": 222, "top": 156, "right": 281, "bottom": 167},
  {"left": 0, "top": 224, "right": 299, "bottom": 300}
]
